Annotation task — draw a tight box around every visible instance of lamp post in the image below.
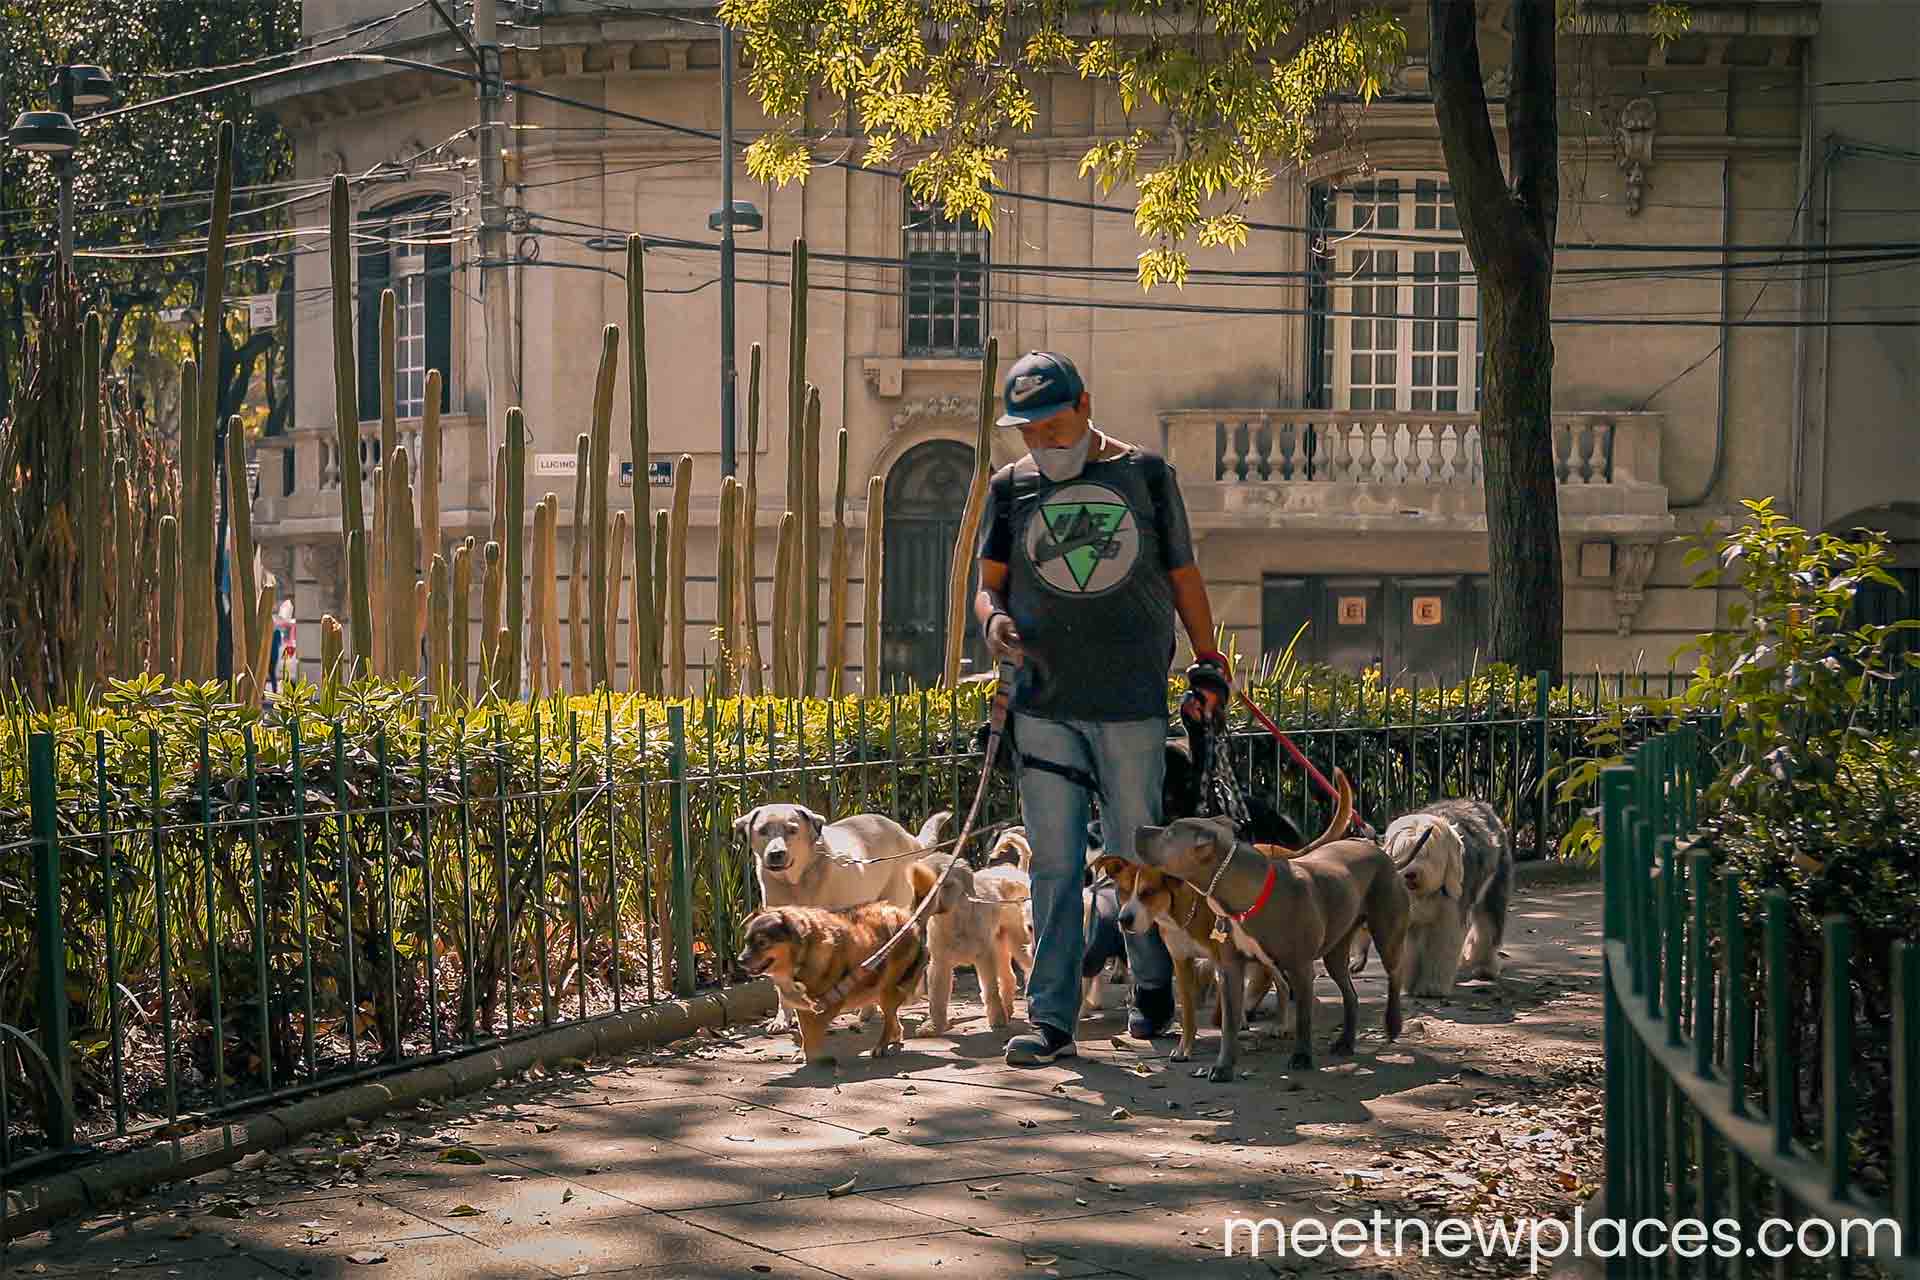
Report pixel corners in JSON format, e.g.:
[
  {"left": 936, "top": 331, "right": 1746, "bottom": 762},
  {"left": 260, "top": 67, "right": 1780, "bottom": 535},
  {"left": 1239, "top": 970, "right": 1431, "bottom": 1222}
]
[
  {"left": 5, "top": 64, "right": 116, "bottom": 273},
  {"left": 708, "top": 22, "right": 761, "bottom": 480}
]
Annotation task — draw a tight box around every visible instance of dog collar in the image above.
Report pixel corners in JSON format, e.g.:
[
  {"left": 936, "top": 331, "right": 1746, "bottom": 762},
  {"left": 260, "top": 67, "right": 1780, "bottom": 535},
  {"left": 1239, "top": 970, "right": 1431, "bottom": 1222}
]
[{"left": 1229, "top": 862, "right": 1278, "bottom": 924}]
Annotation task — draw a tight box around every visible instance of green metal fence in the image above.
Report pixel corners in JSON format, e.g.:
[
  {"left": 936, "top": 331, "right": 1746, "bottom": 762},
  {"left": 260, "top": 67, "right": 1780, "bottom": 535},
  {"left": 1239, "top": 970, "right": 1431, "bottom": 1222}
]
[{"left": 1602, "top": 726, "right": 1918, "bottom": 1277}]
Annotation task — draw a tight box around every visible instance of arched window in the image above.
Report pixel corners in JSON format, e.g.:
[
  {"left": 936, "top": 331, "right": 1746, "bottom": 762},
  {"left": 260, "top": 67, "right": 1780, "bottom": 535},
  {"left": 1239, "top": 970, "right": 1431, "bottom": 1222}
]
[{"left": 358, "top": 195, "right": 452, "bottom": 422}]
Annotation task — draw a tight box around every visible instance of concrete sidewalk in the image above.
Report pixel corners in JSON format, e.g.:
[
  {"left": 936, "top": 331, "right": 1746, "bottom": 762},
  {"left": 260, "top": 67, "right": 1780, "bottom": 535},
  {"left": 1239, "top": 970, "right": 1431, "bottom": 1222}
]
[{"left": 2, "top": 876, "right": 1605, "bottom": 1280}]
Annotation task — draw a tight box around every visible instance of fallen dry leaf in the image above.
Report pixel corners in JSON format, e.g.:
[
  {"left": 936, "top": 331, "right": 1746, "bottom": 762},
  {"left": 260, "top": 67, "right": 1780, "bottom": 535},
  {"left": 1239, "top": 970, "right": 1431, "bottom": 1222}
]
[
  {"left": 347, "top": 1249, "right": 388, "bottom": 1265},
  {"left": 827, "top": 1176, "right": 858, "bottom": 1198},
  {"left": 447, "top": 1204, "right": 482, "bottom": 1217}
]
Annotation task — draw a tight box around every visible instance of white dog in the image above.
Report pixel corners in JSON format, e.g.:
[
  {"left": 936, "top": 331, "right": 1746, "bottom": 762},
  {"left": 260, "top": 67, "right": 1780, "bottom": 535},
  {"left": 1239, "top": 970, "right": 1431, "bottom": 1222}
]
[
  {"left": 736, "top": 803, "right": 950, "bottom": 1029},
  {"left": 910, "top": 856, "right": 1033, "bottom": 1033},
  {"left": 1375, "top": 799, "right": 1514, "bottom": 997}
]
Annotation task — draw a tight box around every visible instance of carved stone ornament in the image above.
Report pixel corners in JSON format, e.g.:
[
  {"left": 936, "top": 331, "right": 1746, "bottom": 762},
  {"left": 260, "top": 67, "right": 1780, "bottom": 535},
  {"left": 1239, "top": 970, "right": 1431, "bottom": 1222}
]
[
  {"left": 1611, "top": 540, "right": 1659, "bottom": 636},
  {"left": 1616, "top": 98, "right": 1657, "bottom": 216},
  {"left": 888, "top": 396, "right": 979, "bottom": 433}
]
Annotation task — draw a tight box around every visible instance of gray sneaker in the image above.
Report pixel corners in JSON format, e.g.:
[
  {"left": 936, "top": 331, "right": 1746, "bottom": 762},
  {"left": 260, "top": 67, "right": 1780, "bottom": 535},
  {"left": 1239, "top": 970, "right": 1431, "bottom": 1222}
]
[{"left": 1005, "top": 1023, "right": 1077, "bottom": 1066}]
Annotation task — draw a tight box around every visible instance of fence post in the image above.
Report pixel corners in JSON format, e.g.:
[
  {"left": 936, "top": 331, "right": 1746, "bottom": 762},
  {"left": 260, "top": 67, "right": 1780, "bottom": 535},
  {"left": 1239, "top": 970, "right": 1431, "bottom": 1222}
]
[
  {"left": 1533, "top": 670, "right": 1550, "bottom": 857},
  {"left": 667, "top": 705, "right": 696, "bottom": 998},
  {"left": 27, "top": 733, "right": 73, "bottom": 1149}
]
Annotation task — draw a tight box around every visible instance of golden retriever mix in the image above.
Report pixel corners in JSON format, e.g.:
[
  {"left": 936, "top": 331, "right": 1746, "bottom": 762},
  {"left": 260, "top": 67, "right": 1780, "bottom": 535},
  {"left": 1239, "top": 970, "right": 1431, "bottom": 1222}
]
[
  {"left": 736, "top": 904, "right": 929, "bottom": 1067},
  {"left": 908, "top": 854, "right": 1033, "bottom": 1034}
]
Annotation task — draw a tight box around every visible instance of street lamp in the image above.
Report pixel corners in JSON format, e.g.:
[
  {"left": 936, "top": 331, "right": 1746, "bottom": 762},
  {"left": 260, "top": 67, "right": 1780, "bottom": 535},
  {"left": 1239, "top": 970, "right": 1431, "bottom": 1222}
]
[
  {"left": 4, "top": 63, "right": 117, "bottom": 271},
  {"left": 709, "top": 20, "right": 763, "bottom": 480}
]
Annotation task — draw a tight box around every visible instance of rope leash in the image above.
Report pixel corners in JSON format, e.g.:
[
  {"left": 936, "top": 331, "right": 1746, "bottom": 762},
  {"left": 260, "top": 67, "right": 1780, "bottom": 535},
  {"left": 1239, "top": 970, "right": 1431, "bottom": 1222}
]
[{"left": 816, "top": 658, "right": 1018, "bottom": 1007}]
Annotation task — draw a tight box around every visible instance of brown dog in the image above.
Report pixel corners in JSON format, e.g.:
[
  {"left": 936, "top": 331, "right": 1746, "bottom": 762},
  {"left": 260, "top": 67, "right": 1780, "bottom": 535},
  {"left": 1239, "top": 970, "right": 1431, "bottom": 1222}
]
[
  {"left": 736, "top": 904, "right": 929, "bottom": 1067},
  {"left": 908, "top": 854, "right": 1032, "bottom": 1033},
  {"left": 1097, "top": 770, "right": 1356, "bottom": 1079},
  {"left": 1134, "top": 806, "right": 1409, "bottom": 1075}
]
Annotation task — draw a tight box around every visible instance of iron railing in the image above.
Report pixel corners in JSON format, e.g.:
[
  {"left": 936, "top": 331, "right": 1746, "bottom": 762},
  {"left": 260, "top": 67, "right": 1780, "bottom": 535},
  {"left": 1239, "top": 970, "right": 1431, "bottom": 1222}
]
[{"left": 1602, "top": 726, "right": 1918, "bottom": 1277}]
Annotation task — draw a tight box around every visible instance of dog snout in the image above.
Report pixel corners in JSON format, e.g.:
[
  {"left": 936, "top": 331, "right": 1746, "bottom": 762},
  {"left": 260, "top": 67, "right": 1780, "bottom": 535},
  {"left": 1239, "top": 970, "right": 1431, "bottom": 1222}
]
[
  {"left": 1403, "top": 867, "right": 1423, "bottom": 891},
  {"left": 762, "top": 838, "right": 789, "bottom": 870},
  {"left": 1118, "top": 902, "right": 1144, "bottom": 934}
]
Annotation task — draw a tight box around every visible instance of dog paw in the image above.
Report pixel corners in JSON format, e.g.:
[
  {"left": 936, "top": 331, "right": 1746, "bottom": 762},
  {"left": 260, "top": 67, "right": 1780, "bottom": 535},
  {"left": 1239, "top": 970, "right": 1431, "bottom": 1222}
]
[
  {"left": 1205, "top": 1063, "right": 1234, "bottom": 1084},
  {"left": 871, "top": 1040, "right": 904, "bottom": 1059},
  {"left": 1169, "top": 1047, "right": 1191, "bottom": 1063},
  {"left": 1287, "top": 1051, "right": 1313, "bottom": 1071}
]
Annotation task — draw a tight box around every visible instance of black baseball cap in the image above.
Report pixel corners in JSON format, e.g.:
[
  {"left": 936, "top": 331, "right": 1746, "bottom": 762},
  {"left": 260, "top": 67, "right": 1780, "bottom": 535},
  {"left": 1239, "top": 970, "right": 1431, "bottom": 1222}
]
[{"left": 996, "top": 351, "right": 1086, "bottom": 427}]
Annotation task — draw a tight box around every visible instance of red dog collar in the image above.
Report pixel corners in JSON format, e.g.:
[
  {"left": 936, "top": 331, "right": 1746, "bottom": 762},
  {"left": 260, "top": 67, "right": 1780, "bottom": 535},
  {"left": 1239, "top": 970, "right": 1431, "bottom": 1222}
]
[{"left": 1230, "top": 862, "right": 1278, "bottom": 924}]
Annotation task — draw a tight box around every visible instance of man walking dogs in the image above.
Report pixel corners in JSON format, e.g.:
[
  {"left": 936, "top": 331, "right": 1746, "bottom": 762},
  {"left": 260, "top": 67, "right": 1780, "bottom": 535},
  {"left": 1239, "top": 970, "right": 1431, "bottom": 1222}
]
[{"left": 974, "top": 351, "right": 1230, "bottom": 1065}]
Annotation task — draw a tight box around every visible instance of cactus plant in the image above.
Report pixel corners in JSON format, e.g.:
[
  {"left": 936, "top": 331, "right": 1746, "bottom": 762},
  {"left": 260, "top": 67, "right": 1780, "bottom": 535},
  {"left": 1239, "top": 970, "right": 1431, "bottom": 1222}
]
[
  {"left": 379, "top": 288, "right": 398, "bottom": 467},
  {"left": 569, "top": 433, "right": 591, "bottom": 693},
  {"left": 607, "top": 511, "right": 629, "bottom": 691},
  {"left": 504, "top": 408, "right": 528, "bottom": 698},
  {"left": 77, "top": 311, "right": 104, "bottom": 692},
  {"left": 667, "top": 455, "right": 692, "bottom": 698},
  {"left": 422, "top": 370, "right": 443, "bottom": 565},
  {"left": 451, "top": 537, "right": 473, "bottom": 701},
  {"left": 864, "top": 475, "right": 884, "bottom": 694},
  {"left": 945, "top": 336, "right": 998, "bottom": 685},
  {"left": 194, "top": 122, "right": 235, "bottom": 680},
  {"left": 652, "top": 508, "right": 668, "bottom": 689},
  {"left": 740, "top": 342, "right": 764, "bottom": 695},
  {"left": 802, "top": 383, "right": 822, "bottom": 696},
  {"left": 320, "top": 614, "right": 344, "bottom": 686},
  {"left": 330, "top": 174, "right": 372, "bottom": 675},
  {"left": 156, "top": 514, "right": 179, "bottom": 680},
  {"left": 786, "top": 239, "right": 807, "bottom": 514},
  {"left": 542, "top": 494, "right": 564, "bottom": 695},
  {"left": 529, "top": 496, "right": 551, "bottom": 697},
  {"left": 626, "top": 236, "right": 658, "bottom": 698},
  {"left": 251, "top": 583, "right": 276, "bottom": 699},
  {"left": 715, "top": 476, "right": 738, "bottom": 697},
  {"left": 491, "top": 444, "right": 507, "bottom": 553},
  {"left": 385, "top": 449, "right": 418, "bottom": 680},
  {"left": 588, "top": 323, "right": 617, "bottom": 689},
  {"left": 226, "top": 416, "right": 259, "bottom": 692},
  {"left": 370, "top": 465, "right": 387, "bottom": 677},
  {"left": 480, "top": 540, "right": 503, "bottom": 696},
  {"left": 827, "top": 428, "right": 849, "bottom": 697},
  {"left": 112, "top": 457, "right": 134, "bottom": 679},
  {"left": 772, "top": 511, "right": 796, "bottom": 698},
  {"left": 428, "top": 554, "right": 451, "bottom": 703}
]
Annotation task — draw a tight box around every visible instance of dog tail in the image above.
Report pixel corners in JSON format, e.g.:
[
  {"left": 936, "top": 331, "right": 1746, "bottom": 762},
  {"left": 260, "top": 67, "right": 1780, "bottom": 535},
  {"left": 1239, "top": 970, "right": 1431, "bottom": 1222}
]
[
  {"left": 916, "top": 810, "right": 953, "bottom": 849},
  {"left": 1298, "top": 769, "right": 1355, "bottom": 855}
]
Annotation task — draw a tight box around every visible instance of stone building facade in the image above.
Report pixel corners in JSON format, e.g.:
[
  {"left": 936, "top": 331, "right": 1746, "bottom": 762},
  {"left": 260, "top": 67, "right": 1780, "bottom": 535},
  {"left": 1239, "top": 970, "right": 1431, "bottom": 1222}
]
[{"left": 250, "top": 0, "right": 1919, "bottom": 693}]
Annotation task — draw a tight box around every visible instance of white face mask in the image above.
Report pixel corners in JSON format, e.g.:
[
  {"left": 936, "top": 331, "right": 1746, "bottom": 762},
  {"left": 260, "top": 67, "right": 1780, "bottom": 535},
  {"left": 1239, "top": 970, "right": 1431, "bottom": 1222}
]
[{"left": 1031, "top": 429, "right": 1093, "bottom": 482}]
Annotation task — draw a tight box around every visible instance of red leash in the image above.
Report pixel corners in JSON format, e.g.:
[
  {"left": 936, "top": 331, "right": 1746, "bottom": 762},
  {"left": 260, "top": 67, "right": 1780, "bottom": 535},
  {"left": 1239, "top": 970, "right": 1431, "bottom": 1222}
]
[{"left": 1233, "top": 689, "right": 1377, "bottom": 841}]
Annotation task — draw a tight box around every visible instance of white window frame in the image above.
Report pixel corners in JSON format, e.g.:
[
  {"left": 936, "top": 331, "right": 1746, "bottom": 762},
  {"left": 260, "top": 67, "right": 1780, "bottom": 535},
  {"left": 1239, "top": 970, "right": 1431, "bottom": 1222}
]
[
  {"left": 393, "top": 235, "right": 428, "bottom": 419},
  {"left": 1330, "top": 175, "right": 1482, "bottom": 414}
]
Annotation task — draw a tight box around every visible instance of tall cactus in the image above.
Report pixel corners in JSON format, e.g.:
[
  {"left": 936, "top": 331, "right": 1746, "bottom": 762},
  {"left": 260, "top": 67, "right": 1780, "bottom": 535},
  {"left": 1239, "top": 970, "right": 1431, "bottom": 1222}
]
[
  {"left": 740, "top": 342, "right": 763, "bottom": 695},
  {"left": 370, "top": 465, "right": 388, "bottom": 677},
  {"left": 540, "top": 494, "right": 564, "bottom": 696},
  {"left": 422, "top": 370, "right": 443, "bottom": 566},
  {"left": 330, "top": 174, "right": 372, "bottom": 674},
  {"left": 588, "top": 323, "right": 617, "bottom": 689},
  {"left": 451, "top": 537, "right": 473, "bottom": 702},
  {"left": 715, "top": 476, "right": 738, "bottom": 697},
  {"left": 226, "top": 416, "right": 260, "bottom": 694},
  {"left": 827, "top": 429, "right": 849, "bottom": 698},
  {"left": 802, "top": 384, "right": 822, "bottom": 696},
  {"left": 607, "top": 511, "right": 630, "bottom": 691},
  {"left": 112, "top": 458, "right": 134, "bottom": 679},
  {"left": 786, "top": 239, "right": 808, "bottom": 514},
  {"left": 384, "top": 449, "right": 417, "bottom": 680},
  {"left": 626, "top": 237, "right": 657, "bottom": 697},
  {"left": 504, "top": 408, "right": 528, "bottom": 697},
  {"left": 772, "top": 511, "right": 796, "bottom": 698},
  {"left": 78, "top": 311, "right": 104, "bottom": 693},
  {"left": 251, "top": 584, "right": 276, "bottom": 698},
  {"left": 156, "top": 514, "right": 179, "bottom": 679},
  {"left": 864, "top": 475, "right": 884, "bottom": 694},
  {"left": 491, "top": 444, "right": 507, "bottom": 552},
  {"left": 480, "top": 540, "right": 503, "bottom": 696},
  {"left": 945, "top": 336, "right": 999, "bottom": 684},
  {"left": 529, "top": 495, "right": 551, "bottom": 697},
  {"left": 667, "top": 455, "right": 692, "bottom": 698},
  {"left": 379, "top": 289, "right": 398, "bottom": 467},
  {"left": 178, "top": 359, "right": 210, "bottom": 681},
  {"left": 194, "top": 122, "right": 235, "bottom": 680},
  {"left": 651, "top": 508, "right": 668, "bottom": 691},
  {"left": 428, "top": 554, "right": 451, "bottom": 703},
  {"left": 568, "top": 433, "right": 591, "bottom": 694}
]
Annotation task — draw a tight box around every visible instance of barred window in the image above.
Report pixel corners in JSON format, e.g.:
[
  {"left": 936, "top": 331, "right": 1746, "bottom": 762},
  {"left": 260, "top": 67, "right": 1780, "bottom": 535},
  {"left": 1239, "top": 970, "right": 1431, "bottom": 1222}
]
[
  {"left": 904, "top": 201, "right": 988, "bottom": 357},
  {"left": 357, "top": 197, "right": 452, "bottom": 423},
  {"left": 1330, "top": 177, "right": 1479, "bottom": 414}
]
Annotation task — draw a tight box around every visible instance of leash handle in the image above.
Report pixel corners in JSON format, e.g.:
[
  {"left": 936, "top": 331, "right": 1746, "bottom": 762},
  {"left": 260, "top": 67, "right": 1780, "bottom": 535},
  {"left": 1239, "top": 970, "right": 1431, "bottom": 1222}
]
[{"left": 1234, "top": 689, "right": 1377, "bottom": 841}]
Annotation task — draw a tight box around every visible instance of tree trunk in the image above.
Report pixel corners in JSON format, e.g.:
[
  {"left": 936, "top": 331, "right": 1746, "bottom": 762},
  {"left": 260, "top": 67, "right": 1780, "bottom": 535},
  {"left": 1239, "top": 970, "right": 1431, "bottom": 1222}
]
[{"left": 1429, "top": 0, "right": 1564, "bottom": 680}]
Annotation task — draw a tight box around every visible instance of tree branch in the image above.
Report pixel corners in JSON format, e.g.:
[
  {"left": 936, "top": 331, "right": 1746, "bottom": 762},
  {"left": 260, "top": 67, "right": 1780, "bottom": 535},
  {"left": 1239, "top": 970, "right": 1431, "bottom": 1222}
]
[
  {"left": 1507, "top": 0, "right": 1559, "bottom": 258},
  {"left": 1428, "top": 0, "right": 1529, "bottom": 282}
]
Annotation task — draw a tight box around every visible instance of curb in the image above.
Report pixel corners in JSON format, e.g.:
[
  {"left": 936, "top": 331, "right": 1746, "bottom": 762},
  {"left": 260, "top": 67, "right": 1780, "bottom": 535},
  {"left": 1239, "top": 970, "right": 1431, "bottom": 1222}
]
[{"left": 2, "top": 979, "right": 776, "bottom": 1242}]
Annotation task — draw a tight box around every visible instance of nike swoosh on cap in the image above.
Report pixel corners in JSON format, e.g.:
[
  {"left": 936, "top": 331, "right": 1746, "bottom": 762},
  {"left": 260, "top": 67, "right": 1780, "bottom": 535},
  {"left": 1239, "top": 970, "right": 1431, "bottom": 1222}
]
[{"left": 1009, "top": 373, "right": 1048, "bottom": 404}]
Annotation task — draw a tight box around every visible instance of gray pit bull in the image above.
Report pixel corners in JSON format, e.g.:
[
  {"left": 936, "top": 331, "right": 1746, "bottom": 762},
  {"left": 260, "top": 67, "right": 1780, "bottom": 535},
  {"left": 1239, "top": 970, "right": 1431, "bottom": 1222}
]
[{"left": 1133, "top": 815, "right": 1410, "bottom": 1074}]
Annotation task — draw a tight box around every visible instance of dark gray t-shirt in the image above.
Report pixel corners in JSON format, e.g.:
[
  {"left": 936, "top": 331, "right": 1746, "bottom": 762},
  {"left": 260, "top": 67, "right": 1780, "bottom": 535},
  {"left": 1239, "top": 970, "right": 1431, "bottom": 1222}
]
[{"left": 977, "top": 443, "right": 1195, "bottom": 721}]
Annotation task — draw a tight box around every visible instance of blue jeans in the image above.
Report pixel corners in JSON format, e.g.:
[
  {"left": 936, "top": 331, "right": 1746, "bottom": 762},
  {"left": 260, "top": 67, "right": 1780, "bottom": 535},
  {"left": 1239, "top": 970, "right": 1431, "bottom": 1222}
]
[{"left": 1013, "top": 713, "right": 1173, "bottom": 1036}]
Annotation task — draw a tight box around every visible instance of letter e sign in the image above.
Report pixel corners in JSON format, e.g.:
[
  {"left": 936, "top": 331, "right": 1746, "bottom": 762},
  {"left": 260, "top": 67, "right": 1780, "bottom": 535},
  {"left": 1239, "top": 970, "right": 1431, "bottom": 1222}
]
[
  {"left": 1337, "top": 596, "right": 1368, "bottom": 626},
  {"left": 1412, "top": 596, "right": 1444, "bottom": 627}
]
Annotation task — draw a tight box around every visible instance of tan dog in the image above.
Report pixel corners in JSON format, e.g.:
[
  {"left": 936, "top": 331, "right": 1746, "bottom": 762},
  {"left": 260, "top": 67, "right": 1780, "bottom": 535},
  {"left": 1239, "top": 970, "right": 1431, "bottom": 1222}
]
[
  {"left": 909, "top": 855, "right": 1033, "bottom": 1033},
  {"left": 1134, "top": 800, "right": 1409, "bottom": 1075},
  {"left": 736, "top": 904, "right": 929, "bottom": 1067},
  {"left": 1094, "top": 770, "right": 1355, "bottom": 1076}
]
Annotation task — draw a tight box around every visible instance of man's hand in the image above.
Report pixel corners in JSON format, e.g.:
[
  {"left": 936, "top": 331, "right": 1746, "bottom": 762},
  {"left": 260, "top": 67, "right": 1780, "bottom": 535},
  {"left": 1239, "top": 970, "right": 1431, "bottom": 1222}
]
[
  {"left": 1181, "top": 651, "right": 1231, "bottom": 724},
  {"left": 985, "top": 610, "right": 1025, "bottom": 666}
]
